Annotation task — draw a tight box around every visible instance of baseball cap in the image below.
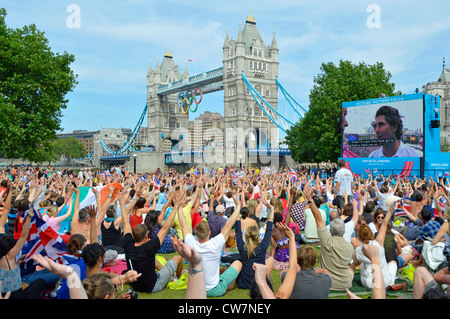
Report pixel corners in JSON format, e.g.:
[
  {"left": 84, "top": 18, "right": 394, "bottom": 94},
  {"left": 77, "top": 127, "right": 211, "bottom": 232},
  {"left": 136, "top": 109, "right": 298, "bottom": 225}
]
[{"left": 215, "top": 205, "right": 225, "bottom": 214}]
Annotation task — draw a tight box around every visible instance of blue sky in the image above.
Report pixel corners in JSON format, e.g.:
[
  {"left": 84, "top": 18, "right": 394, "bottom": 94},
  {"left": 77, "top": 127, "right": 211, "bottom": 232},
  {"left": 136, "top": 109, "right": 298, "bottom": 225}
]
[{"left": 2, "top": 0, "right": 450, "bottom": 137}]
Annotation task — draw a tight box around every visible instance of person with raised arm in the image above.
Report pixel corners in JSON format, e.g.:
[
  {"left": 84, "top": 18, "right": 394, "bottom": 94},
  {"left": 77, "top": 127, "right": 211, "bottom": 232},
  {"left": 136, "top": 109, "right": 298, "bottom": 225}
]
[
  {"left": 355, "top": 196, "right": 398, "bottom": 288},
  {"left": 0, "top": 181, "right": 14, "bottom": 236},
  {"left": 0, "top": 209, "right": 46, "bottom": 299},
  {"left": 235, "top": 199, "right": 274, "bottom": 289},
  {"left": 32, "top": 254, "right": 88, "bottom": 299},
  {"left": 346, "top": 243, "right": 386, "bottom": 299},
  {"left": 302, "top": 183, "right": 354, "bottom": 291},
  {"left": 251, "top": 222, "right": 298, "bottom": 299},
  {"left": 120, "top": 189, "right": 183, "bottom": 293},
  {"left": 181, "top": 191, "right": 242, "bottom": 297}
]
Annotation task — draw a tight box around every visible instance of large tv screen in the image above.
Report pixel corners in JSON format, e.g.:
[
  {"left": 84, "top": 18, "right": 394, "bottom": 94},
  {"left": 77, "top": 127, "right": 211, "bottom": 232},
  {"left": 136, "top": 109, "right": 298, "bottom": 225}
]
[{"left": 342, "top": 96, "right": 424, "bottom": 158}]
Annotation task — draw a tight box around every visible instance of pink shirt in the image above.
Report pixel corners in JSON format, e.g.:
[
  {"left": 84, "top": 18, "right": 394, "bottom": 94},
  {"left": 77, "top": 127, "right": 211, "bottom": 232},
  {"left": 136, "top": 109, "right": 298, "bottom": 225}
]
[{"left": 44, "top": 215, "right": 61, "bottom": 232}]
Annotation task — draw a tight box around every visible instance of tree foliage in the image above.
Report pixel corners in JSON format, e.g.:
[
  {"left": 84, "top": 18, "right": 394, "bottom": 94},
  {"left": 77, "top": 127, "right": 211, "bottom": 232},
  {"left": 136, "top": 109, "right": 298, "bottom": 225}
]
[
  {"left": 285, "top": 60, "right": 400, "bottom": 163},
  {"left": 0, "top": 8, "right": 78, "bottom": 162},
  {"left": 53, "top": 137, "right": 86, "bottom": 163}
]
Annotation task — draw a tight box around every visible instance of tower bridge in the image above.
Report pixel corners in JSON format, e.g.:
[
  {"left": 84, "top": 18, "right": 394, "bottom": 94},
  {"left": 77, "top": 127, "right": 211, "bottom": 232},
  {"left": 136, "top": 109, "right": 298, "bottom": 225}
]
[{"left": 98, "top": 13, "right": 305, "bottom": 171}]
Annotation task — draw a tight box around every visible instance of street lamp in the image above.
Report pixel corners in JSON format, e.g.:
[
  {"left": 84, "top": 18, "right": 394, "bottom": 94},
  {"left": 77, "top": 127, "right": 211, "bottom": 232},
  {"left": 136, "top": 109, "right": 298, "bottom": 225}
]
[{"left": 132, "top": 153, "right": 137, "bottom": 174}]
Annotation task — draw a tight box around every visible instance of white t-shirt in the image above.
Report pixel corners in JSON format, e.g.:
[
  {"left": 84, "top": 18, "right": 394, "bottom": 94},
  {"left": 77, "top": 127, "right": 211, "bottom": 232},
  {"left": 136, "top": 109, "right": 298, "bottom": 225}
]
[
  {"left": 223, "top": 196, "right": 236, "bottom": 209},
  {"left": 184, "top": 233, "right": 225, "bottom": 291},
  {"left": 355, "top": 240, "right": 397, "bottom": 288},
  {"left": 376, "top": 191, "right": 392, "bottom": 211},
  {"left": 369, "top": 141, "right": 423, "bottom": 157},
  {"left": 335, "top": 168, "right": 353, "bottom": 196}
]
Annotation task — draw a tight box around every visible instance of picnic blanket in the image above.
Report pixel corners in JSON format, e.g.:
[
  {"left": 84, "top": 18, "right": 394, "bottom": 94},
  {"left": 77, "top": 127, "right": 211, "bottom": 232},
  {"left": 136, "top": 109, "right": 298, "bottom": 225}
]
[{"left": 328, "top": 270, "right": 414, "bottom": 298}]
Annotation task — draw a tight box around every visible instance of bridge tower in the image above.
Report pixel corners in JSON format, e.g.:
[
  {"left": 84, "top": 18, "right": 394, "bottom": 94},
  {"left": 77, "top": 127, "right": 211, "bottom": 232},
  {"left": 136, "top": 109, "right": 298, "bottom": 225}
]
[
  {"left": 146, "top": 49, "right": 190, "bottom": 153},
  {"left": 222, "top": 13, "right": 280, "bottom": 150}
]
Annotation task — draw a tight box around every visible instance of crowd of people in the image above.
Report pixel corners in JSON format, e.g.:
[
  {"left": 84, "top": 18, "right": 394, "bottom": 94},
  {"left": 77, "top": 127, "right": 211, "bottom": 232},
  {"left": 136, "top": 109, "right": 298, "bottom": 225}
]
[{"left": 0, "top": 159, "right": 449, "bottom": 300}]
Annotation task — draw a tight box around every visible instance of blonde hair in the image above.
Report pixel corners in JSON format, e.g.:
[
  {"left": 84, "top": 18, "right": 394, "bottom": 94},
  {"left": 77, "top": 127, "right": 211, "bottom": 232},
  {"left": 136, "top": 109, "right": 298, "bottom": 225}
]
[
  {"left": 274, "top": 199, "right": 284, "bottom": 214},
  {"left": 47, "top": 205, "right": 58, "bottom": 217},
  {"left": 39, "top": 200, "right": 49, "bottom": 208},
  {"left": 247, "top": 199, "right": 257, "bottom": 216},
  {"left": 244, "top": 225, "right": 260, "bottom": 259},
  {"left": 269, "top": 196, "right": 277, "bottom": 207},
  {"left": 295, "top": 190, "right": 303, "bottom": 202},
  {"left": 444, "top": 206, "right": 450, "bottom": 236},
  {"left": 194, "top": 221, "right": 210, "bottom": 241},
  {"left": 444, "top": 205, "right": 450, "bottom": 222},
  {"left": 82, "top": 272, "right": 117, "bottom": 299}
]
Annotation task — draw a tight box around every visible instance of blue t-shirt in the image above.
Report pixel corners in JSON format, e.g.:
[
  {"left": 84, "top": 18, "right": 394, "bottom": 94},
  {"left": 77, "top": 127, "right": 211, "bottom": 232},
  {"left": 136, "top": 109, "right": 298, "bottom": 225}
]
[
  {"left": 57, "top": 256, "right": 87, "bottom": 299},
  {"left": 157, "top": 193, "right": 168, "bottom": 205}
]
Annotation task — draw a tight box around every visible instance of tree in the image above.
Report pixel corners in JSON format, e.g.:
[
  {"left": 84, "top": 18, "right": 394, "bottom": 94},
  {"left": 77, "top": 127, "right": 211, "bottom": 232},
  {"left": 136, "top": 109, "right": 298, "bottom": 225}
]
[
  {"left": 441, "top": 139, "right": 450, "bottom": 153},
  {"left": 53, "top": 137, "right": 86, "bottom": 165},
  {"left": 285, "top": 60, "right": 400, "bottom": 163},
  {"left": 0, "top": 8, "right": 78, "bottom": 162}
]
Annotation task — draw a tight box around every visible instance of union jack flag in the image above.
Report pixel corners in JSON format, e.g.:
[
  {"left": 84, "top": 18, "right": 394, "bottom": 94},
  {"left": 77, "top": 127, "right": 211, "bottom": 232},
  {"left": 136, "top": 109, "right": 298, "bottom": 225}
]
[
  {"left": 395, "top": 199, "right": 444, "bottom": 219},
  {"left": 290, "top": 168, "right": 298, "bottom": 184},
  {"left": 153, "top": 176, "right": 160, "bottom": 189},
  {"left": 20, "top": 208, "right": 71, "bottom": 267}
]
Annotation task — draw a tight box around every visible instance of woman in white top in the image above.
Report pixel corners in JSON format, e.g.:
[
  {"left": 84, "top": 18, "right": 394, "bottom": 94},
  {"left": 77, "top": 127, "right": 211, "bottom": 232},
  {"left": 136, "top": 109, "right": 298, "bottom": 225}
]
[
  {"left": 368, "top": 207, "right": 399, "bottom": 236},
  {"left": 355, "top": 203, "right": 398, "bottom": 288},
  {"left": 431, "top": 218, "right": 450, "bottom": 288},
  {"left": 368, "top": 208, "right": 385, "bottom": 235}
]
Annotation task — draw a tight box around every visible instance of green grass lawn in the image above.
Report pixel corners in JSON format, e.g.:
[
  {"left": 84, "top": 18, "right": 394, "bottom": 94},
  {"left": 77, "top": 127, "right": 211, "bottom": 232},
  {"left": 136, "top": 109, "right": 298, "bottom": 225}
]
[
  {"left": 117, "top": 248, "right": 368, "bottom": 300},
  {"left": 118, "top": 250, "right": 282, "bottom": 299}
]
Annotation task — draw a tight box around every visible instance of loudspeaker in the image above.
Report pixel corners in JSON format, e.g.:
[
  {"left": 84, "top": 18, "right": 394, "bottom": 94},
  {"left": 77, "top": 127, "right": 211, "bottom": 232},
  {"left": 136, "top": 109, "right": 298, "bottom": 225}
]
[{"left": 431, "top": 120, "right": 440, "bottom": 128}]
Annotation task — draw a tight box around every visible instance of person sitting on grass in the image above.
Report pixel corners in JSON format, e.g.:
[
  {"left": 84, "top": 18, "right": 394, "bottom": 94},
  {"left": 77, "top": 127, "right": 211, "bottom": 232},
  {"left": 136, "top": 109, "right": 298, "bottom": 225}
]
[
  {"left": 346, "top": 243, "right": 387, "bottom": 300},
  {"left": 270, "top": 187, "right": 300, "bottom": 264},
  {"left": 250, "top": 223, "right": 297, "bottom": 299},
  {"left": 119, "top": 189, "right": 183, "bottom": 294},
  {"left": 179, "top": 190, "right": 242, "bottom": 297},
  {"left": 235, "top": 201, "right": 275, "bottom": 289},
  {"left": 302, "top": 183, "right": 355, "bottom": 291},
  {"left": 354, "top": 196, "right": 398, "bottom": 289},
  {"left": 0, "top": 209, "right": 47, "bottom": 299},
  {"left": 280, "top": 245, "right": 332, "bottom": 299}
]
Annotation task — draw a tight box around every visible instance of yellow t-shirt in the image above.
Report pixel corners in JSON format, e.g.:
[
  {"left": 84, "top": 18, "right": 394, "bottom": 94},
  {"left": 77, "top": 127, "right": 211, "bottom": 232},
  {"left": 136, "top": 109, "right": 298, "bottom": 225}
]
[{"left": 171, "top": 203, "right": 192, "bottom": 240}]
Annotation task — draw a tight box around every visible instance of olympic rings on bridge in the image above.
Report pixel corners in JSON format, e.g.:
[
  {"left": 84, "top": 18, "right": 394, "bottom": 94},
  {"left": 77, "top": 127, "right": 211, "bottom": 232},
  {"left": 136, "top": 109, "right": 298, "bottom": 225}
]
[{"left": 177, "top": 88, "right": 203, "bottom": 113}]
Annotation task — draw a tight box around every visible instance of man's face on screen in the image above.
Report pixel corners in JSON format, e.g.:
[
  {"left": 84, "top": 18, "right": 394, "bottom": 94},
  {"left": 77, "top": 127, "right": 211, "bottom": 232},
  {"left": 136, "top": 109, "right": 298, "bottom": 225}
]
[
  {"left": 374, "top": 115, "right": 397, "bottom": 140},
  {"left": 342, "top": 108, "right": 348, "bottom": 132}
]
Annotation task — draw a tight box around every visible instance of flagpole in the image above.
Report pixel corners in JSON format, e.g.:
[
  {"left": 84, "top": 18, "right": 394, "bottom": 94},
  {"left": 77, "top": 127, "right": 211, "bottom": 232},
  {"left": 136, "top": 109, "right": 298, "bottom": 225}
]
[{"left": 188, "top": 59, "right": 197, "bottom": 75}]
